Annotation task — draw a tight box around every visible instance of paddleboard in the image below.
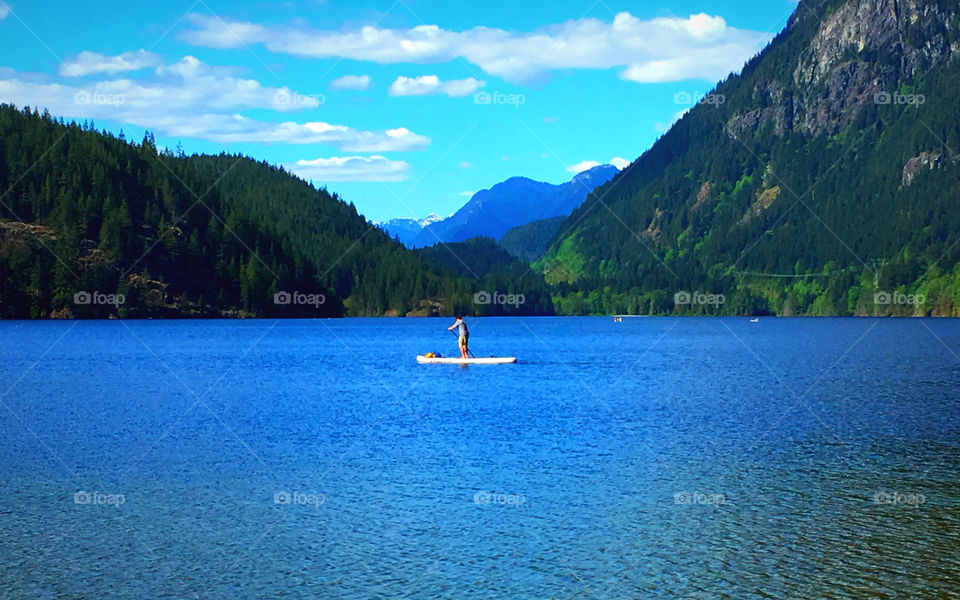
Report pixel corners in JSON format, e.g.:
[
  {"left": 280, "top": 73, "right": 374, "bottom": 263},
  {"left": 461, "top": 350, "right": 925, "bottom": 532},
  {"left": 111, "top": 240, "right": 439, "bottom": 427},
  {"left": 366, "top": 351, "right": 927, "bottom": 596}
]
[{"left": 417, "top": 355, "right": 517, "bottom": 364}]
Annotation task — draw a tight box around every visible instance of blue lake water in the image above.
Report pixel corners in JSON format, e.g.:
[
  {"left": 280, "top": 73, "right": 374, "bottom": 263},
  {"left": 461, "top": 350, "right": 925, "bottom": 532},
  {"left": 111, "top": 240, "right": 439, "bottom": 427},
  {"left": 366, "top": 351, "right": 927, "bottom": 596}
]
[{"left": 1, "top": 317, "right": 959, "bottom": 598}]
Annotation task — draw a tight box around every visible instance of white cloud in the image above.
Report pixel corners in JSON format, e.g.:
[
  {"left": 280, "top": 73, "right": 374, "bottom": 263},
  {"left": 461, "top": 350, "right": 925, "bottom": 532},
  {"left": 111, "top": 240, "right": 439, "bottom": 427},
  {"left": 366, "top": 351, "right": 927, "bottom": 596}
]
[
  {"left": 459, "top": 191, "right": 474, "bottom": 196},
  {"left": 567, "top": 157, "right": 631, "bottom": 173},
  {"left": 36, "top": 55, "right": 319, "bottom": 113},
  {"left": 0, "top": 62, "right": 430, "bottom": 151},
  {"left": 145, "top": 116, "right": 429, "bottom": 151},
  {"left": 0, "top": 2, "right": 10, "bottom": 19},
  {"left": 388, "top": 75, "right": 484, "bottom": 97},
  {"left": 181, "top": 12, "right": 773, "bottom": 84},
  {"left": 59, "top": 50, "right": 162, "bottom": 77},
  {"left": 329, "top": 74, "right": 371, "bottom": 90},
  {"left": 566, "top": 160, "right": 601, "bottom": 174},
  {"left": 154, "top": 55, "right": 211, "bottom": 79},
  {"left": 289, "top": 155, "right": 411, "bottom": 182},
  {"left": 457, "top": 161, "right": 471, "bottom": 169}
]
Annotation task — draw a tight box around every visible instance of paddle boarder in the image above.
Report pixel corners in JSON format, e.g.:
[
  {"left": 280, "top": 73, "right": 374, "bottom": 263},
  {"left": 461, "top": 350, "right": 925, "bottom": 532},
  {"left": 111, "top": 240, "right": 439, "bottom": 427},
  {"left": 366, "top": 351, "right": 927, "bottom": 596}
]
[{"left": 448, "top": 315, "right": 470, "bottom": 358}]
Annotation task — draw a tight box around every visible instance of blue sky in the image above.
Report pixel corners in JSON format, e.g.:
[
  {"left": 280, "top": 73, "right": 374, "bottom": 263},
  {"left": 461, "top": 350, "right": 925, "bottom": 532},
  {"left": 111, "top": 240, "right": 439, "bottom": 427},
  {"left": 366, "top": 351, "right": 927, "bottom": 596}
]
[{"left": 0, "top": 0, "right": 797, "bottom": 221}]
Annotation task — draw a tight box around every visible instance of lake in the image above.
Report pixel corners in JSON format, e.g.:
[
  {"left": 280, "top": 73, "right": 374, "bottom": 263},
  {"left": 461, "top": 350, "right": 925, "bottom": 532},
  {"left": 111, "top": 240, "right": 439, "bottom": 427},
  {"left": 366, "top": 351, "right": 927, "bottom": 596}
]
[{"left": 1, "top": 317, "right": 959, "bottom": 598}]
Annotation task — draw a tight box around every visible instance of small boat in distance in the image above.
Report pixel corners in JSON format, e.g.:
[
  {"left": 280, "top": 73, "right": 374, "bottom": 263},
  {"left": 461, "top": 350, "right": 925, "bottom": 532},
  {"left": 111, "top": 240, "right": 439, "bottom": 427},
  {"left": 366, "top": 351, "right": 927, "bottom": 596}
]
[
  {"left": 750, "top": 317, "right": 760, "bottom": 323},
  {"left": 417, "top": 355, "right": 517, "bottom": 365}
]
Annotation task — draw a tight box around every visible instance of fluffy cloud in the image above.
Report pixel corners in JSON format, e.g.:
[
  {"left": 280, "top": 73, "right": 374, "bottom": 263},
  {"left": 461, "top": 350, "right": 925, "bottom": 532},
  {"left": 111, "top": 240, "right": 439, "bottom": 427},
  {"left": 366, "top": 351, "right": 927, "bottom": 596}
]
[
  {"left": 0, "top": 61, "right": 429, "bottom": 151},
  {"left": 289, "top": 155, "right": 411, "bottom": 182},
  {"left": 329, "top": 74, "right": 371, "bottom": 90},
  {"left": 59, "top": 50, "right": 162, "bottom": 77},
  {"left": 566, "top": 157, "right": 631, "bottom": 173},
  {"left": 180, "top": 12, "right": 773, "bottom": 84},
  {"left": 35, "top": 55, "right": 318, "bottom": 113},
  {"left": 142, "top": 116, "right": 430, "bottom": 151},
  {"left": 388, "top": 75, "right": 484, "bottom": 97}
]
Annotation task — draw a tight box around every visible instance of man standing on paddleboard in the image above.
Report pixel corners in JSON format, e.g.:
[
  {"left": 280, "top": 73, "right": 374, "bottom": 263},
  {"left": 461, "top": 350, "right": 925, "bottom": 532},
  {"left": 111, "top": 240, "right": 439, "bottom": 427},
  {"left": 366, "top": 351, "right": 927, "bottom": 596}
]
[{"left": 448, "top": 315, "right": 469, "bottom": 359}]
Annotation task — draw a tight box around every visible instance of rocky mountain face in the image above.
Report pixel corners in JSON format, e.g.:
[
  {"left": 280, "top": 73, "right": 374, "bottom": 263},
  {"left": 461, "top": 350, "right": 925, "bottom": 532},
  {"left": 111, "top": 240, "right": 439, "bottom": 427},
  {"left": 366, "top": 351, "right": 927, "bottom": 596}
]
[
  {"left": 730, "top": 0, "right": 959, "bottom": 139},
  {"left": 539, "top": 0, "right": 960, "bottom": 316}
]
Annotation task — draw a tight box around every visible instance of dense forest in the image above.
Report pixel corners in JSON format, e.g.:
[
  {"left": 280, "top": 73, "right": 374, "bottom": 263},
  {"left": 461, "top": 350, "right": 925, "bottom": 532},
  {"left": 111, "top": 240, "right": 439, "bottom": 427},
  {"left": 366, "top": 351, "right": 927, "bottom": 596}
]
[
  {"left": 0, "top": 105, "right": 552, "bottom": 318},
  {"left": 498, "top": 216, "right": 568, "bottom": 263},
  {"left": 538, "top": 0, "right": 960, "bottom": 316},
  {"left": 416, "top": 237, "right": 555, "bottom": 316}
]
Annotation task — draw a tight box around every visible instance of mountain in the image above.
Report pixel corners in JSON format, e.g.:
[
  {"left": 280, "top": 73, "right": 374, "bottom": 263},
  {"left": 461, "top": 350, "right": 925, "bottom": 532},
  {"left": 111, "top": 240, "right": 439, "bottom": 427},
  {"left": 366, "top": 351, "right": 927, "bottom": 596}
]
[
  {"left": 0, "top": 104, "right": 552, "bottom": 318},
  {"left": 409, "top": 164, "right": 618, "bottom": 248},
  {"left": 539, "top": 0, "right": 960, "bottom": 317},
  {"left": 376, "top": 213, "right": 447, "bottom": 246}
]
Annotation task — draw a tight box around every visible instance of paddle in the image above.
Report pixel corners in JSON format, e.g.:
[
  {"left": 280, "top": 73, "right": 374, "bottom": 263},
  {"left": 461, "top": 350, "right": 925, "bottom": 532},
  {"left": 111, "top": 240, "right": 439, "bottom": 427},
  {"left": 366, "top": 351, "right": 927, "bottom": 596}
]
[{"left": 450, "top": 328, "right": 477, "bottom": 358}]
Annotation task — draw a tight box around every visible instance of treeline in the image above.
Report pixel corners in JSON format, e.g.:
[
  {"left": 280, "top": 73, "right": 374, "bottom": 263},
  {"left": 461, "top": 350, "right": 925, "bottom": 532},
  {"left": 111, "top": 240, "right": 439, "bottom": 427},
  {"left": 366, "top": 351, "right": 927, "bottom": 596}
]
[{"left": 0, "top": 104, "right": 551, "bottom": 318}]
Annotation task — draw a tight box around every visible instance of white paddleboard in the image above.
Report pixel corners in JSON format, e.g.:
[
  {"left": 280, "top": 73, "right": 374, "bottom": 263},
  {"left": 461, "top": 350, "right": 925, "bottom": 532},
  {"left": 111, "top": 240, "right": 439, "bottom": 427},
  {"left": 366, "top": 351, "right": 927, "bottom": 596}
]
[{"left": 416, "top": 355, "right": 517, "bottom": 364}]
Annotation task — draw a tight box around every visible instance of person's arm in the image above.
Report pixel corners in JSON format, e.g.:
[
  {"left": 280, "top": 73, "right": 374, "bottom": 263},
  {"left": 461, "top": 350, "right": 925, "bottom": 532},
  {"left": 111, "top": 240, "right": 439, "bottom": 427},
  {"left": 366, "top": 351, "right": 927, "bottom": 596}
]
[{"left": 447, "top": 318, "right": 460, "bottom": 331}]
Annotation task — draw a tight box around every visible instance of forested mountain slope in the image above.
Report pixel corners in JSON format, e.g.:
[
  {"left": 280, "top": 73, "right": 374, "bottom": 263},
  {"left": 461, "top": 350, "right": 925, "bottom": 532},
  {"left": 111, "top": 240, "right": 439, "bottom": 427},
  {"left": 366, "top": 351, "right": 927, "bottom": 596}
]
[
  {"left": 540, "top": 0, "right": 960, "bottom": 316},
  {"left": 416, "top": 237, "right": 555, "bottom": 315},
  {"left": 0, "top": 105, "right": 551, "bottom": 317}
]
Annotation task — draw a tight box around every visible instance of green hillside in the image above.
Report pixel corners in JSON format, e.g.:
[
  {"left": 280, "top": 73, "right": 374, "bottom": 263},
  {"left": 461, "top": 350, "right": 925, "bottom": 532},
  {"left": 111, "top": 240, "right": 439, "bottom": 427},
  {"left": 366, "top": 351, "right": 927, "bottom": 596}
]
[
  {"left": 498, "top": 216, "right": 567, "bottom": 263},
  {"left": 416, "top": 237, "right": 555, "bottom": 315},
  {"left": 0, "top": 105, "right": 545, "bottom": 318}
]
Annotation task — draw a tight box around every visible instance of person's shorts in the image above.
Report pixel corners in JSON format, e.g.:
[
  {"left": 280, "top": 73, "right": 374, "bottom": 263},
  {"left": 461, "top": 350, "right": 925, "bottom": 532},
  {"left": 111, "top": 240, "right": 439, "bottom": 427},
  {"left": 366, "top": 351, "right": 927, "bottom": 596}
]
[{"left": 458, "top": 333, "right": 469, "bottom": 347}]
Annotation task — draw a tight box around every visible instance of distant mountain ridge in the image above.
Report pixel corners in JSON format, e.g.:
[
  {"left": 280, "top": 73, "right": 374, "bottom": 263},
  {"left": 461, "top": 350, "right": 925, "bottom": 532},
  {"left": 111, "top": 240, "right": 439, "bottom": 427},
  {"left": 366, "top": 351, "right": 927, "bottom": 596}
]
[
  {"left": 408, "top": 164, "right": 619, "bottom": 248},
  {"left": 376, "top": 213, "right": 447, "bottom": 246}
]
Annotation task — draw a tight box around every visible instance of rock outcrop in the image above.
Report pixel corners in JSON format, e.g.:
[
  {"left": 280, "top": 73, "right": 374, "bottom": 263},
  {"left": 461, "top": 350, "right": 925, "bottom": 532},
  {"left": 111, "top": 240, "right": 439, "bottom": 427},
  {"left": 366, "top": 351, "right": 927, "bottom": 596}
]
[
  {"left": 902, "top": 151, "right": 960, "bottom": 186},
  {"left": 729, "top": 0, "right": 959, "bottom": 138}
]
